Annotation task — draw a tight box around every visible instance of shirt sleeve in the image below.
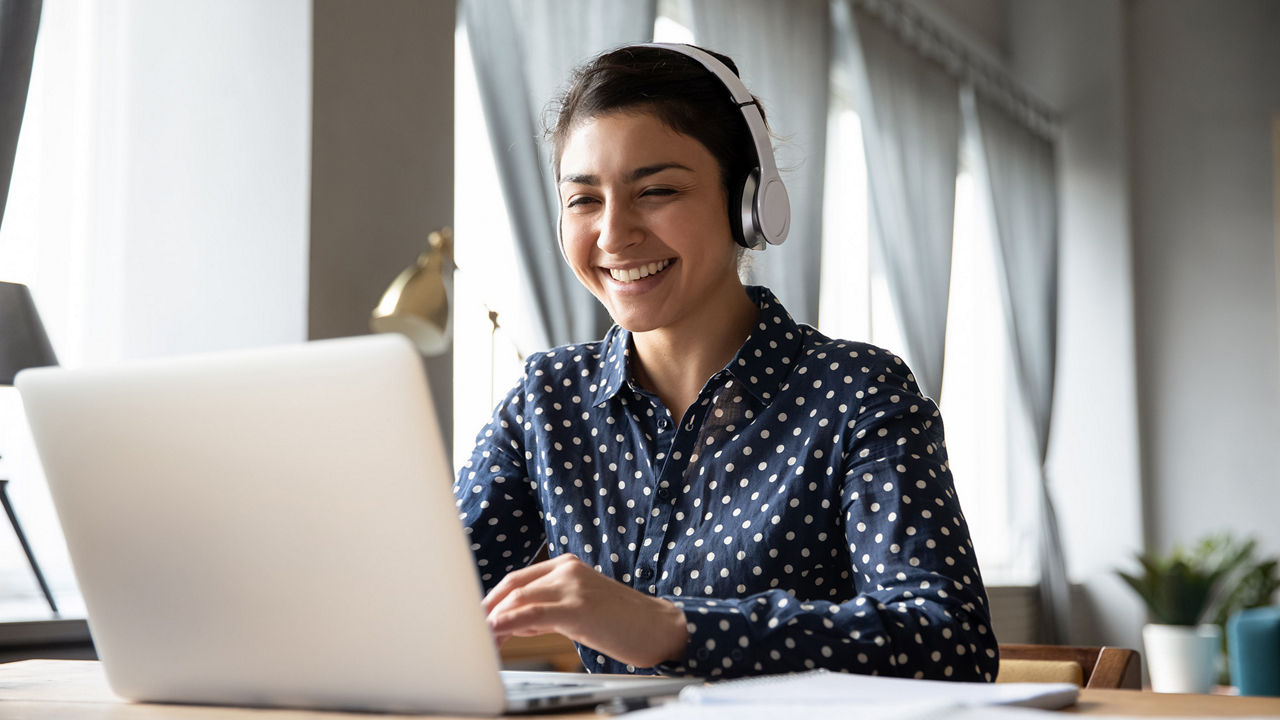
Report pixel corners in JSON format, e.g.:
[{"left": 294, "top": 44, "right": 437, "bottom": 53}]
[
  {"left": 656, "top": 356, "right": 998, "bottom": 681},
  {"left": 453, "top": 378, "right": 546, "bottom": 594}
]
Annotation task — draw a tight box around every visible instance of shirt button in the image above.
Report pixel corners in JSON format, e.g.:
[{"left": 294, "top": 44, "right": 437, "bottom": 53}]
[
  {"left": 636, "top": 567, "right": 653, "bottom": 580},
  {"left": 658, "top": 488, "right": 672, "bottom": 501}
]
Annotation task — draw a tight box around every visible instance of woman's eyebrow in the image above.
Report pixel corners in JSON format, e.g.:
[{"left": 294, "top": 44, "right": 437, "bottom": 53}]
[
  {"left": 559, "top": 162, "right": 693, "bottom": 187},
  {"left": 627, "top": 162, "right": 693, "bottom": 181}
]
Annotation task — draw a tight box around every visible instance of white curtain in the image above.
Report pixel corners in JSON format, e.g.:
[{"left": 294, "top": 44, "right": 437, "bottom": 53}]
[
  {"left": 685, "top": 0, "right": 830, "bottom": 326},
  {"left": 831, "top": 0, "right": 960, "bottom": 399},
  {"left": 964, "top": 87, "right": 1067, "bottom": 643},
  {"left": 462, "top": 0, "right": 656, "bottom": 348}
]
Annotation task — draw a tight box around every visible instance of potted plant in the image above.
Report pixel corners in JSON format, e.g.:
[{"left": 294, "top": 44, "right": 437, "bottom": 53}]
[{"left": 1118, "top": 534, "right": 1279, "bottom": 693}]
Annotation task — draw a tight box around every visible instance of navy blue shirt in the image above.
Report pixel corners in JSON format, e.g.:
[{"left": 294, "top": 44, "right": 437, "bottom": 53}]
[{"left": 455, "top": 287, "right": 996, "bottom": 680}]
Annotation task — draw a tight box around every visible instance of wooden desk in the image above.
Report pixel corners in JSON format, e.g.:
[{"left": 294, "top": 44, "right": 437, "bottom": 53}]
[{"left": 3, "top": 660, "right": 1280, "bottom": 717}]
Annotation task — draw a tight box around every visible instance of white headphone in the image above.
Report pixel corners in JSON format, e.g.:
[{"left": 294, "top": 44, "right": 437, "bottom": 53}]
[{"left": 638, "top": 43, "right": 791, "bottom": 250}]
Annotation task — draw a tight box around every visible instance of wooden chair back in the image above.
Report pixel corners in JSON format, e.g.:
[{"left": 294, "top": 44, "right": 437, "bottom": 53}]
[{"left": 997, "top": 643, "right": 1141, "bottom": 689}]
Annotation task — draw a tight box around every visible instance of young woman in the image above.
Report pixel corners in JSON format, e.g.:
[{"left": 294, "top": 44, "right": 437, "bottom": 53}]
[{"left": 454, "top": 43, "right": 997, "bottom": 681}]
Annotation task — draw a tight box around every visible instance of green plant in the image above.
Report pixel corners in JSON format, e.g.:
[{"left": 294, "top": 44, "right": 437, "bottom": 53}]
[{"left": 1117, "top": 534, "right": 1278, "bottom": 627}]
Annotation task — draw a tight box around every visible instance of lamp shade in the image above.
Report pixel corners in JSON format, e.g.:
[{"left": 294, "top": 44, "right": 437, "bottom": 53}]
[
  {"left": 370, "top": 228, "right": 453, "bottom": 356},
  {"left": 0, "top": 281, "right": 58, "bottom": 385}
]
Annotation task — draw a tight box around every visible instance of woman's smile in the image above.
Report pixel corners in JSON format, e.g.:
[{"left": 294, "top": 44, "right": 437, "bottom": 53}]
[{"left": 607, "top": 258, "right": 673, "bottom": 283}]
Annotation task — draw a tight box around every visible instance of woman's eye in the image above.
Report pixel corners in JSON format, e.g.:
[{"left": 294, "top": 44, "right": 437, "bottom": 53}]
[
  {"left": 566, "top": 196, "right": 599, "bottom": 209},
  {"left": 641, "top": 188, "right": 676, "bottom": 198}
]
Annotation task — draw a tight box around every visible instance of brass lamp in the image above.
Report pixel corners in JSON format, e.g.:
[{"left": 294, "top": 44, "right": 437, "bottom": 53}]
[{"left": 370, "top": 228, "right": 454, "bottom": 356}]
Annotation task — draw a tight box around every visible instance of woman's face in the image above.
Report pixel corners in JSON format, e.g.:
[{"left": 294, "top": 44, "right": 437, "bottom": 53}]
[{"left": 557, "top": 111, "right": 742, "bottom": 335}]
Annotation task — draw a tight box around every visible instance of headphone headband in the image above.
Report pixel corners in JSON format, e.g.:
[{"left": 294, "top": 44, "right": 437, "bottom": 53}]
[{"left": 636, "top": 43, "right": 790, "bottom": 249}]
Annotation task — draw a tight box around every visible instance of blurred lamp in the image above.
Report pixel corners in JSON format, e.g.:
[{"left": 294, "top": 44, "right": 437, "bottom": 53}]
[
  {"left": 370, "top": 228, "right": 453, "bottom": 356},
  {"left": 0, "top": 281, "right": 57, "bottom": 384},
  {"left": 0, "top": 280, "right": 60, "bottom": 614}
]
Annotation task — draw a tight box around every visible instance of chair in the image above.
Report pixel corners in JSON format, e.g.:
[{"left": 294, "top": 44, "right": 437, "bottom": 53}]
[{"left": 997, "top": 643, "right": 1141, "bottom": 689}]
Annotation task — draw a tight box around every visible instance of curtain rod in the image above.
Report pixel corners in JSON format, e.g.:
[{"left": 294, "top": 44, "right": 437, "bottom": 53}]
[{"left": 850, "top": 0, "right": 1059, "bottom": 140}]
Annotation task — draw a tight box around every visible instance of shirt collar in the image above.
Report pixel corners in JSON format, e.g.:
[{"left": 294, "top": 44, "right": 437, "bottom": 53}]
[
  {"left": 589, "top": 286, "right": 804, "bottom": 408},
  {"left": 729, "top": 286, "right": 804, "bottom": 406},
  {"left": 591, "top": 324, "right": 631, "bottom": 407}
]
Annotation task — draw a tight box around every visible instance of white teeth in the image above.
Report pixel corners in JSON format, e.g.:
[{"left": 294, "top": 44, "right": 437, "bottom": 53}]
[{"left": 610, "top": 259, "right": 671, "bottom": 283}]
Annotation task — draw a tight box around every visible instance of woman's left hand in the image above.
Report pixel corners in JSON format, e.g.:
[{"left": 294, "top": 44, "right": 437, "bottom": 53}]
[{"left": 483, "top": 554, "right": 689, "bottom": 669}]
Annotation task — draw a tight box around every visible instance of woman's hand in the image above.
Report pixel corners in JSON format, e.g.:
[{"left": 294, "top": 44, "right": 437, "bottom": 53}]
[{"left": 483, "top": 554, "right": 689, "bottom": 669}]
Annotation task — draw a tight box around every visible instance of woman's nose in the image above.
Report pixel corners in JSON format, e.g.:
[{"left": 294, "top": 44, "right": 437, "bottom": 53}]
[{"left": 596, "top": 202, "right": 643, "bottom": 253}]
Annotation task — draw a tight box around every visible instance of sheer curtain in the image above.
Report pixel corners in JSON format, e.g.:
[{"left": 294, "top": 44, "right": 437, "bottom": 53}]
[
  {"left": 684, "top": 0, "right": 827, "bottom": 325},
  {"left": 831, "top": 0, "right": 960, "bottom": 398},
  {"left": 964, "top": 87, "right": 1067, "bottom": 642},
  {"left": 461, "top": 0, "right": 656, "bottom": 349}
]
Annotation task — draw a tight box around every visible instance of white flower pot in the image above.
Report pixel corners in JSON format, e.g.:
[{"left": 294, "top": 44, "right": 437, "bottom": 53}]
[{"left": 1143, "top": 623, "right": 1222, "bottom": 693}]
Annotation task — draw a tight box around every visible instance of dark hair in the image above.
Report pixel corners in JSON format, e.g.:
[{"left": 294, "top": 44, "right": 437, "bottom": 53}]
[{"left": 548, "top": 44, "right": 767, "bottom": 200}]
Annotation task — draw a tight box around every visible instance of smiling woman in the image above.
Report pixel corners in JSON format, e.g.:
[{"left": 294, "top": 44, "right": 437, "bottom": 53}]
[{"left": 453, "top": 44, "right": 997, "bottom": 681}]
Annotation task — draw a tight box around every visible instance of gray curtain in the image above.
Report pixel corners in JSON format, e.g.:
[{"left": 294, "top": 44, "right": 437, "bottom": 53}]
[
  {"left": 832, "top": 0, "right": 959, "bottom": 399},
  {"left": 687, "top": 0, "right": 829, "bottom": 326},
  {"left": 462, "top": 0, "right": 656, "bottom": 349},
  {"left": 964, "top": 87, "right": 1067, "bottom": 643},
  {"left": 0, "top": 0, "right": 41, "bottom": 228}
]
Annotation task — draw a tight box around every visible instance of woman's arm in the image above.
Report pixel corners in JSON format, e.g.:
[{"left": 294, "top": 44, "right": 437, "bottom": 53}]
[{"left": 453, "top": 383, "right": 545, "bottom": 593}]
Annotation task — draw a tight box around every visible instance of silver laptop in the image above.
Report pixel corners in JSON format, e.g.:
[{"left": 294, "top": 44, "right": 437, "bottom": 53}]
[{"left": 16, "top": 334, "right": 698, "bottom": 715}]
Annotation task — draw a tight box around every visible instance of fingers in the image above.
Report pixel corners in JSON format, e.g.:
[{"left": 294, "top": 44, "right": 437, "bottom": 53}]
[
  {"left": 484, "top": 555, "right": 585, "bottom": 642},
  {"left": 482, "top": 554, "right": 570, "bottom": 614},
  {"left": 488, "top": 596, "right": 565, "bottom": 639}
]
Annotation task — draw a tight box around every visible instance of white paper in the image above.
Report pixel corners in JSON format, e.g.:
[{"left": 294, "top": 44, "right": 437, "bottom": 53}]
[{"left": 677, "top": 670, "right": 1079, "bottom": 711}]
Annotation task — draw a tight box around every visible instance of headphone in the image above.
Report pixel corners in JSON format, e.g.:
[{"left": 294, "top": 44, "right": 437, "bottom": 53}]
[{"left": 636, "top": 43, "right": 791, "bottom": 250}]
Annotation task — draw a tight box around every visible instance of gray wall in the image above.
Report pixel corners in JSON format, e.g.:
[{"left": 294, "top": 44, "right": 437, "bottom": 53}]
[
  {"left": 310, "top": 0, "right": 456, "bottom": 451},
  {"left": 1129, "top": 0, "right": 1280, "bottom": 556}
]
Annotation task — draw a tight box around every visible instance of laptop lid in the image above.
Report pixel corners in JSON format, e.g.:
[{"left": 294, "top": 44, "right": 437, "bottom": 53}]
[{"left": 16, "top": 335, "right": 512, "bottom": 715}]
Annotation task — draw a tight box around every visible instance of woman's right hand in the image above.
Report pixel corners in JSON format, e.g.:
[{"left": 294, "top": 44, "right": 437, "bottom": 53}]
[{"left": 483, "top": 554, "right": 689, "bottom": 669}]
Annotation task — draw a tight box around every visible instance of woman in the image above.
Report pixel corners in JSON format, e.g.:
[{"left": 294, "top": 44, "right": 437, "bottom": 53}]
[{"left": 454, "top": 43, "right": 997, "bottom": 681}]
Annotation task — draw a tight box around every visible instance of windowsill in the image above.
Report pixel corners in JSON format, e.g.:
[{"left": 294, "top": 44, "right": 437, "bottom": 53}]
[
  {"left": 0, "top": 568, "right": 88, "bottom": 646},
  {"left": 0, "top": 616, "right": 90, "bottom": 647}
]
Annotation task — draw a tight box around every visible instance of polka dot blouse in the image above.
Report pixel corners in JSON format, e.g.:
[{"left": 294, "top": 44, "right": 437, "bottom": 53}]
[{"left": 455, "top": 286, "right": 997, "bottom": 681}]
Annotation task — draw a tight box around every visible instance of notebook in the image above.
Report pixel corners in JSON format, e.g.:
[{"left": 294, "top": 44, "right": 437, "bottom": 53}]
[{"left": 15, "top": 334, "right": 698, "bottom": 715}]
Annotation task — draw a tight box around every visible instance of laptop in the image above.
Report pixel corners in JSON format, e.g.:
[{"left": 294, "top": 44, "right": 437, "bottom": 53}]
[{"left": 15, "top": 334, "right": 699, "bottom": 715}]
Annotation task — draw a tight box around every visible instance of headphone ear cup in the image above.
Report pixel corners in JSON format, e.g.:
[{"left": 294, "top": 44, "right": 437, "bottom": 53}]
[
  {"left": 733, "top": 169, "right": 767, "bottom": 250},
  {"left": 728, "top": 175, "right": 750, "bottom": 249}
]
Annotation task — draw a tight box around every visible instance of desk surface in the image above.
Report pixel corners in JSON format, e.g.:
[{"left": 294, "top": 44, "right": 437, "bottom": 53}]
[{"left": 2, "top": 660, "right": 1280, "bottom": 718}]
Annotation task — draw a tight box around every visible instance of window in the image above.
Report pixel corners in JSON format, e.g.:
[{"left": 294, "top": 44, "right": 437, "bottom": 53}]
[
  {"left": 0, "top": 0, "right": 99, "bottom": 619},
  {"left": 0, "top": 0, "right": 311, "bottom": 620},
  {"left": 450, "top": 25, "right": 538, "bottom": 466}
]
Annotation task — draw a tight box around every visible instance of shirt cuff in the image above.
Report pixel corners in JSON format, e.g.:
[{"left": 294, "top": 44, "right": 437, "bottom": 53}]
[{"left": 654, "top": 596, "right": 754, "bottom": 677}]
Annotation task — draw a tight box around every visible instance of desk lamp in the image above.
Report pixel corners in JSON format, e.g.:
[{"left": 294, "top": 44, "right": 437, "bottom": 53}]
[
  {"left": 370, "top": 227, "right": 453, "bottom": 356},
  {"left": 0, "top": 281, "right": 60, "bottom": 614}
]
